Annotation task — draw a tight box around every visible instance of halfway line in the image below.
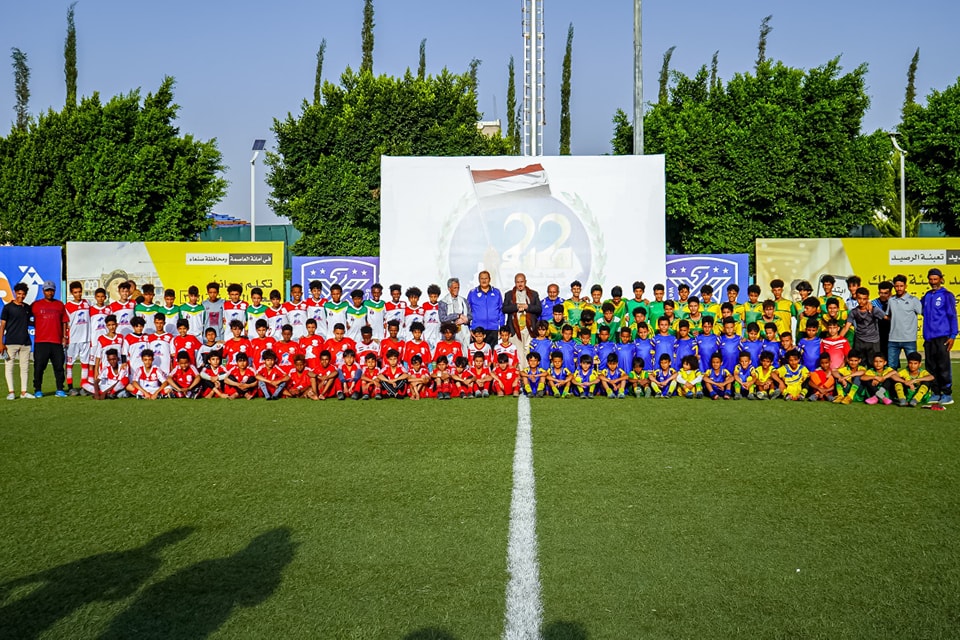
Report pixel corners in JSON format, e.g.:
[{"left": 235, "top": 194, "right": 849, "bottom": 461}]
[{"left": 503, "top": 395, "right": 543, "bottom": 640}]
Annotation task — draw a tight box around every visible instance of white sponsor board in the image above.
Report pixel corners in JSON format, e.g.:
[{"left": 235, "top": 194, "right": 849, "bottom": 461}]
[{"left": 380, "top": 155, "right": 666, "bottom": 294}]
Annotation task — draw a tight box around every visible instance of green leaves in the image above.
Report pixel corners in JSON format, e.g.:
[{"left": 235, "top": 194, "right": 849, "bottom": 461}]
[
  {"left": 268, "top": 68, "right": 510, "bottom": 257},
  {"left": 0, "top": 77, "right": 227, "bottom": 245}
]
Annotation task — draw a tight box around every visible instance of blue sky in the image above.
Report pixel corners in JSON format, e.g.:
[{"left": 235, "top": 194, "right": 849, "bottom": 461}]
[{"left": 3, "top": 0, "right": 958, "bottom": 225}]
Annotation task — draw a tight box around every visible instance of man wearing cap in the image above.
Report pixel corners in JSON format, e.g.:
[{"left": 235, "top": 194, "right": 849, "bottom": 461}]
[
  {"left": 31, "top": 281, "right": 69, "bottom": 398},
  {"left": 921, "top": 268, "right": 957, "bottom": 405}
]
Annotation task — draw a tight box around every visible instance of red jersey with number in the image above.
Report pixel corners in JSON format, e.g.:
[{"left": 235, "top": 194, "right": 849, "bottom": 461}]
[
  {"left": 170, "top": 365, "right": 201, "bottom": 389},
  {"left": 222, "top": 337, "right": 253, "bottom": 366},
  {"left": 403, "top": 340, "right": 432, "bottom": 368},
  {"left": 299, "top": 335, "right": 325, "bottom": 368},
  {"left": 323, "top": 337, "right": 356, "bottom": 366},
  {"left": 250, "top": 336, "right": 277, "bottom": 367},
  {"left": 379, "top": 338, "right": 406, "bottom": 362},
  {"left": 287, "top": 368, "right": 313, "bottom": 392},
  {"left": 380, "top": 364, "right": 406, "bottom": 380},
  {"left": 434, "top": 341, "right": 464, "bottom": 366},
  {"left": 493, "top": 366, "right": 520, "bottom": 393},
  {"left": 340, "top": 362, "right": 362, "bottom": 385},
  {"left": 172, "top": 334, "right": 203, "bottom": 365}
]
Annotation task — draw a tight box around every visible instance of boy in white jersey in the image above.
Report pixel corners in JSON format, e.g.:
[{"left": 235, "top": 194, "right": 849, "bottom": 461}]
[
  {"left": 65, "top": 280, "right": 91, "bottom": 395},
  {"left": 149, "top": 313, "right": 175, "bottom": 373},
  {"left": 246, "top": 287, "right": 269, "bottom": 339},
  {"left": 345, "top": 289, "right": 368, "bottom": 342},
  {"left": 494, "top": 325, "right": 520, "bottom": 368},
  {"left": 306, "top": 280, "right": 328, "bottom": 338},
  {"left": 92, "top": 315, "right": 123, "bottom": 379},
  {"left": 122, "top": 316, "right": 152, "bottom": 377},
  {"left": 109, "top": 281, "right": 136, "bottom": 335},
  {"left": 158, "top": 289, "right": 181, "bottom": 335},
  {"left": 403, "top": 287, "right": 425, "bottom": 341},
  {"left": 363, "top": 283, "right": 386, "bottom": 340},
  {"left": 91, "top": 348, "right": 129, "bottom": 400},
  {"left": 383, "top": 284, "right": 406, "bottom": 333},
  {"left": 222, "top": 283, "right": 249, "bottom": 335},
  {"left": 179, "top": 285, "right": 206, "bottom": 337},
  {"left": 127, "top": 349, "right": 167, "bottom": 399},
  {"left": 422, "top": 284, "right": 442, "bottom": 349},
  {"left": 323, "top": 284, "right": 349, "bottom": 337},
  {"left": 283, "top": 283, "right": 309, "bottom": 339},
  {"left": 264, "top": 289, "right": 286, "bottom": 339}
]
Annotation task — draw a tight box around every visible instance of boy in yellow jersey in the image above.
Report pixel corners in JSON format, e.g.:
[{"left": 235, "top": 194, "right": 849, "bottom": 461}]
[
  {"left": 680, "top": 296, "right": 705, "bottom": 335},
  {"left": 769, "top": 279, "right": 794, "bottom": 331},
  {"left": 548, "top": 304, "right": 566, "bottom": 341},
  {"left": 862, "top": 353, "right": 897, "bottom": 405},
  {"left": 605, "top": 286, "right": 629, "bottom": 323},
  {"left": 818, "top": 275, "right": 840, "bottom": 312},
  {"left": 753, "top": 351, "right": 780, "bottom": 400},
  {"left": 599, "top": 352, "right": 629, "bottom": 398},
  {"left": 791, "top": 281, "right": 814, "bottom": 322},
  {"left": 650, "top": 354, "right": 679, "bottom": 398},
  {"left": 675, "top": 283, "right": 691, "bottom": 319},
  {"left": 562, "top": 280, "right": 587, "bottom": 327},
  {"left": 733, "top": 351, "right": 755, "bottom": 399},
  {"left": 699, "top": 285, "right": 722, "bottom": 324},
  {"left": 587, "top": 284, "right": 605, "bottom": 318},
  {"left": 794, "top": 297, "right": 821, "bottom": 342},
  {"left": 760, "top": 299, "right": 790, "bottom": 337},
  {"left": 893, "top": 351, "right": 935, "bottom": 407},
  {"left": 739, "top": 284, "right": 764, "bottom": 333},
  {"left": 774, "top": 349, "right": 810, "bottom": 401},
  {"left": 628, "top": 356, "right": 651, "bottom": 397},
  {"left": 676, "top": 355, "right": 703, "bottom": 398},
  {"left": 833, "top": 351, "right": 867, "bottom": 404},
  {"left": 520, "top": 352, "right": 548, "bottom": 397},
  {"left": 715, "top": 303, "right": 743, "bottom": 336}
]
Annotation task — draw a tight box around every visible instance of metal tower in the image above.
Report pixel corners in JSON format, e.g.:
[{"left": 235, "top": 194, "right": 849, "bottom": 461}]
[{"left": 522, "top": 0, "right": 545, "bottom": 156}]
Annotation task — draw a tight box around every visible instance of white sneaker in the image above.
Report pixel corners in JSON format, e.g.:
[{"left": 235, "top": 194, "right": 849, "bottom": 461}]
[
  {"left": 20, "top": 392, "right": 35, "bottom": 399},
  {"left": 6, "top": 393, "right": 14, "bottom": 401}
]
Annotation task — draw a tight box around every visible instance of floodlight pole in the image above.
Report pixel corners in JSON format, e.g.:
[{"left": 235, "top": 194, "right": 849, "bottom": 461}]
[
  {"left": 888, "top": 133, "right": 906, "bottom": 239},
  {"left": 250, "top": 139, "right": 266, "bottom": 242},
  {"left": 633, "top": 0, "right": 643, "bottom": 155}
]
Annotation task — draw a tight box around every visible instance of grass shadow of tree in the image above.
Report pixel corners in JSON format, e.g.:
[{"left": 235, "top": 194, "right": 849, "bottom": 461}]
[
  {"left": 543, "top": 619, "right": 588, "bottom": 640},
  {"left": 99, "top": 526, "right": 296, "bottom": 639},
  {"left": 0, "top": 526, "right": 194, "bottom": 639}
]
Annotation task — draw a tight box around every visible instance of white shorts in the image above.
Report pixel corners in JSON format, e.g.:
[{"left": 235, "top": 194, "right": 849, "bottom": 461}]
[{"left": 67, "top": 342, "right": 90, "bottom": 362}]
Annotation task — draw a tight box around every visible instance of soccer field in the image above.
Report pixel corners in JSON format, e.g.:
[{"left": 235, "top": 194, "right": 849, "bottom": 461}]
[{"left": 2, "top": 390, "right": 960, "bottom": 638}]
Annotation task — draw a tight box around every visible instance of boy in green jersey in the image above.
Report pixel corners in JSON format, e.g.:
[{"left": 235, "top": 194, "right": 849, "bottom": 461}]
[
  {"left": 246, "top": 287, "right": 269, "bottom": 340},
  {"left": 893, "top": 351, "right": 935, "bottom": 407},
  {"left": 135, "top": 284, "right": 161, "bottom": 325},
  {"left": 833, "top": 351, "right": 867, "bottom": 404},
  {"left": 179, "top": 285, "right": 206, "bottom": 337}
]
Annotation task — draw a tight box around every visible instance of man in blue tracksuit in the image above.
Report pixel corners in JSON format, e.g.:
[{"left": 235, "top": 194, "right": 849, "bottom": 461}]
[
  {"left": 921, "top": 268, "right": 958, "bottom": 405},
  {"left": 468, "top": 270, "right": 503, "bottom": 347}
]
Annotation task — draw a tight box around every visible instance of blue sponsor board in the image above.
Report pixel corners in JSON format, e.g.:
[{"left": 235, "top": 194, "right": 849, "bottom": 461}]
[
  {"left": 0, "top": 246, "right": 62, "bottom": 311},
  {"left": 292, "top": 257, "right": 380, "bottom": 297},
  {"left": 665, "top": 254, "right": 750, "bottom": 300}
]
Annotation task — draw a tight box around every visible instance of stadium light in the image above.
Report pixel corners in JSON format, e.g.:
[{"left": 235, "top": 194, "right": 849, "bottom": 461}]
[
  {"left": 634, "top": 0, "right": 643, "bottom": 155},
  {"left": 250, "top": 139, "right": 266, "bottom": 242},
  {"left": 887, "top": 132, "right": 906, "bottom": 239}
]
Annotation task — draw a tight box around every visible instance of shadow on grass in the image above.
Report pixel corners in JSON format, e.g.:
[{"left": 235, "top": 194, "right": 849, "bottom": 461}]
[
  {"left": 543, "top": 620, "right": 588, "bottom": 640},
  {"left": 0, "top": 526, "right": 194, "bottom": 640},
  {"left": 100, "top": 526, "right": 296, "bottom": 639}
]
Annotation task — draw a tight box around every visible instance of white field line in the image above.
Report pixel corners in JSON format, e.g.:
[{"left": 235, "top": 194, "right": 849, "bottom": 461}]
[{"left": 503, "top": 395, "right": 543, "bottom": 640}]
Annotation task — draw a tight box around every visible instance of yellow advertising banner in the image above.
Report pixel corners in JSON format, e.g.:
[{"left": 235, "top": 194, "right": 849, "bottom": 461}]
[
  {"left": 756, "top": 238, "right": 960, "bottom": 348},
  {"left": 67, "top": 242, "right": 284, "bottom": 302}
]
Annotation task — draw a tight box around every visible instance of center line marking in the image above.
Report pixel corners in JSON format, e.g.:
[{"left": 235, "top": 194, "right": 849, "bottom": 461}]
[{"left": 503, "top": 395, "right": 543, "bottom": 640}]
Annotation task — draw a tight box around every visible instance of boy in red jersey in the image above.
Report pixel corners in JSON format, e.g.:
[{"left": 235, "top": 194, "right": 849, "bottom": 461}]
[
  {"left": 92, "top": 315, "right": 123, "bottom": 379},
  {"left": 224, "top": 352, "right": 259, "bottom": 399},
  {"left": 469, "top": 327, "right": 494, "bottom": 366},
  {"left": 250, "top": 319, "right": 276, "bottom": 368},
  {"left": 379, "top": 320, "right": 406, "bottom": 363},
  {"left": 109, "top": 281, "right": 136, "bottom": 335},
  {"left": 283, "top": 283, "right": 309, "bottom": 339},
  {"left": 312, "top": 350, "right": 340, "bottom": 399},
  {"left": 450, "top": 356, "right": 475, "bottom": 398},
  {"left": 378, "top": 349, "right": 408, "bottom": 399},
  {"left": 165, "top": 351, "right": 202, "bottom": 398},
  {"left": 820, "top": 318, "right": 850, "bottom": 372},
  {"left": 404, "top": 322, "right": 432, "bottom": 369},
  {"left": 91, "top": 348, "right": 128, "bottom": 400},
  {"left": 285, "top": 354, "right": 319, "bottom": 400},
  {"left": 128, "top": 349, "right": 167, "bottom": 400},
  {"left": 221, "top": 320, "right": 253, "bottom": 366},
  {"left": 431, "top": 355, "right": 454, "bottom": 399},
  {"left": 323, "top": 322, "right": 356, "bottom": 366},
  {"left": 469, "top": 350, "right": 494, "bottom": 398},
  {"left": 359, "top": 353, "right": 382, "bottom": 399},
  {"left": 384, "top": 284, "right": 407, "bottom": 336},
  {"left": 406, "top": 354, "right": 432, "bottom": 400},
  {"left": 274, "top": 324, "right": 303, "bottom": 369},
  {"left": 172, "top": 319, "right": 203, "bottom": 366},
  {"left": 199, "top": 351, "right": 231, "bottom": 398},
  {"left": 339, "top": 349, "right": 363, "bottom": 399},
  {"left": 433, "top": 323, "right": 464, "bottom": 366},
  {"left": 492, "top": 352, "right": 521, "bottom": 397},
  {"left": 256, "top": 350, "right": 289, "bottom": 400},
  {"left": 299, "top": 318, "right": 325, "bottom": 369},
  {"left": 403, "top": 287, "right": 425, "bottom": 339}
]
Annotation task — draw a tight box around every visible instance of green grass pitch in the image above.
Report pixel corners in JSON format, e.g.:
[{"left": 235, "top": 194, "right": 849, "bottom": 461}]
[{"left": 2, "top": 366, "right": 960, "bottom": 638}]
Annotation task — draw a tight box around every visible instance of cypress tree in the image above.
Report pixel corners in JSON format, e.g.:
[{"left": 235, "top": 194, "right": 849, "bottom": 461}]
[
  {"left": 559, "top": 23, "right": 574, "bottom": 155},
  {"left": 64, "top": 2, "right": 78, "bottom": 107},
  {"left": 360, "top": 0, "right": 374, "bottom": 74},
  {"left": 418, "top": 39, "right": 426, "bottom": 80},
  {"left": 11, "top": 47, "right": 30, "bottom": 131},
  {"left": 314, "top": 39, "right": 327, "bottom": 104}
]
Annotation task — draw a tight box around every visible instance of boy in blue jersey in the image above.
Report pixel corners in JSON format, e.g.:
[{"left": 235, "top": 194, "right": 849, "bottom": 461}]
[
  {"left": 674, "top": 320, "right": 698, "bottom": 365},
  {"left": 529, "top": 321, "right": 553, "bottom": 368},
  {"left": 717, "top": 317, "right": 743, "bottom": 374},
  {"left": 574, "top": 327, "right": 597, "bottom": 369},
  {"left": 774, "top": 349, "right": 810, "bottom": 401},
  {"left": 595, "top": 325, "right": 617, "bottom": 369},
  {"left": 762, "top": 323, "right": 782, "bottom": 367},
  {"left": 599, "top": 352, "right": 629, "bottom": 398},
  {"left": 797, "top": 319, "right": 822, "bottom": 373},
  {"left": 733, "top": 351, "right": 755, "bottom": 399},
  {"left": 628, "top": 356, "right": 651, "bottom": 397},
  {"left": 696, "top": 317, "right": 720, "bottom": 372},
  {"left": 520, "top": 352, "right": 547, "bottom": 397},
  {"left": 568, "top": 354, "right": 596, "bottom": 397},
  {"left": 552, "top": 324, "right": 577, "bottom": 372},
  {"left": 633, "top": 323, "right": 656, "bottom": 371},
  {"left": 615, "top": 327, "right": 636, "bottom": 374},
  {"left": 741, "top": 322, "right": 765, "bottom": 367},
  {"left": 546, "top": 351, "right": 572, "bottom": 397},
  {"left": 650, "top": 353, "right": 679, "bottom": 398},
  {"left": 703, "top": 352, "right": 734, "bottom": 400},
  {"left": 652, "top": 317, "right": 678, "bottom": 370}
]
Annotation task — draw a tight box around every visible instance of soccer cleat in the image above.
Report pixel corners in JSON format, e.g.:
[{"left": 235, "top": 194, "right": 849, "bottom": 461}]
[
  {"left": 882, "top": 396, "right": 893, "bottom": 405},
  {"left": 644, "top": 387, "right": 652, "bottom": 398},
  {"left": 337, "top": 391, "right": 345, "bottom": 400},
  {"left": 695, "top": 392, "right": 703, "bottom": 399},
  {"left": 482, "top": 390, "right": 490, "bottom": 398},
  {"left": 34, "top": 391, "right": 43, "bottom": 398},
  {"left": 909, "top": 398, "right": 919, "bottom": 407},
  {"left": 374, "top": 395, "right": 383, "bottom": 400},
  {"left": 807, "top": 394, "right": 818, "bottom": 401},
  {"left": 864, "top": 396, "right": 879, "bottom": 405},
  {"left": 898, "top": 398, "right": 908, "bottom": 407},
  {"left": 927, "top": 395, "right": 942, "bottom": 405},
  {"left": 784, "top": 394, "right": 794, "bottom": 402},
  {"left": 685, "top": 392, "right": 693, "bottom": 399},
  {"left": 6, "top": 393, "right": 15, "bottom": 401},
  {"left": 54, "top": 390, "right": 67, "bottom": 398},
  {"left": 747, "top": 392, "right": 756, "bottom": 400},
  {"left": 755, "top": 391, "right": 766, "bottom": 400},
  {"left": 68, "top": 388, "right": 80, "bottom": 397},
  {"left": 361, "top": 394, "right": 370, "bottom": 400},
  {"left": 940, "top": 395, "right": 954, "bottom": 406},
  {"left": 769, "top": 390, "right": 782, "bottom": 400},
  {"left": 841, "top": 396, "right": 853, "bottom": 405}
]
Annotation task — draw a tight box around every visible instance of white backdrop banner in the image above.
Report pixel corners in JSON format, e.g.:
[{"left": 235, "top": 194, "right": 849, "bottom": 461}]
[{"left": 380, "top": 155, "right": 666, "bottom": 294}]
